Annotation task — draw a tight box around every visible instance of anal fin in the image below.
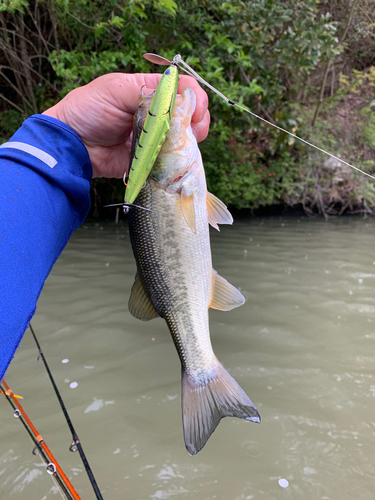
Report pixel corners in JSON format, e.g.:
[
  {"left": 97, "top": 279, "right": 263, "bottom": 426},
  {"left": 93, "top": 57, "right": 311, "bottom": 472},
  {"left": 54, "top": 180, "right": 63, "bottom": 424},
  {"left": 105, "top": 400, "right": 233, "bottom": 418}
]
[
  {"left": 210, "top": 269, "right": 245, "bottom": 311},
  {"left": 128, "top": 272, "right": 159, "bottom": 321}
]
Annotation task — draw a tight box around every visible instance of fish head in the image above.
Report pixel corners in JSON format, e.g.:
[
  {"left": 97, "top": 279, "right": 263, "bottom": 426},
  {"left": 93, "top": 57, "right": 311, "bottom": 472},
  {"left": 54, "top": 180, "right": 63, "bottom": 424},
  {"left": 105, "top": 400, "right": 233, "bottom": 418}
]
[{"left": 151, "top": 88, "right": 201, "bottom": 194}]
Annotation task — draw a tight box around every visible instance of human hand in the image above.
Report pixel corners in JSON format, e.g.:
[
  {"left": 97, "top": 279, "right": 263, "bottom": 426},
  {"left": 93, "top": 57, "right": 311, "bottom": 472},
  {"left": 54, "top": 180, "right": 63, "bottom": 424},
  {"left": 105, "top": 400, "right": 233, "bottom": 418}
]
[{"left": 43, "top": 73, "right": 210, "bottom": 178}]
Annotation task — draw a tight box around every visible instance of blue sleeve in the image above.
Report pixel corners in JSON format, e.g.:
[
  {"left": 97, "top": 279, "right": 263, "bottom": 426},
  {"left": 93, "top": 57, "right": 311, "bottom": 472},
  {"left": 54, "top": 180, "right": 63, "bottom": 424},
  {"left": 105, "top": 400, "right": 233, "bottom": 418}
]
[{"left": 0, "top": 114, "right": 92, "bottom": 379}]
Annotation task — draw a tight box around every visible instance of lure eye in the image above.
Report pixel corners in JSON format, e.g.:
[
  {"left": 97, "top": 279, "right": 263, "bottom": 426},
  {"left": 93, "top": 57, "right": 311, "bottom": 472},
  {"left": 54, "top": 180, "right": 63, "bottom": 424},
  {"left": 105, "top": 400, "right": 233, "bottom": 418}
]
[{"left": 165, "top": 69, "right": 170, "bottom": 75}]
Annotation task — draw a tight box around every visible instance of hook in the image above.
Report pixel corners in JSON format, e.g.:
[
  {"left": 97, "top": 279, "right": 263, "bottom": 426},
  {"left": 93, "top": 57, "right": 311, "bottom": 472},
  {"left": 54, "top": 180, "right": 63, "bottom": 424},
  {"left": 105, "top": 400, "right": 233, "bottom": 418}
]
[{"left": 103, "top": 202, "right": 152, "bottom": 213}]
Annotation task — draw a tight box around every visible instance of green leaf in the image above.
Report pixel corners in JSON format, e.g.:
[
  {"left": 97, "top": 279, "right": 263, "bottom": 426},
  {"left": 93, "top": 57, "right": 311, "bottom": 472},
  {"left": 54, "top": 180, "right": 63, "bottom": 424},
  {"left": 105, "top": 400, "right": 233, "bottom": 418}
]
[{"left": 0, "top": 0, "right": 28, "bottom": 14}]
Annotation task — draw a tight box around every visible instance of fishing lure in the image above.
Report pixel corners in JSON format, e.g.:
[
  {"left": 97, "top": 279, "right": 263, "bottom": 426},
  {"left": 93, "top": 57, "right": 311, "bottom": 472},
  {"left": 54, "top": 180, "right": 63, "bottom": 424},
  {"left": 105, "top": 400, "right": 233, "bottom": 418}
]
[{"left": 124, "top": 64, "right": 179, "bottom": 205}]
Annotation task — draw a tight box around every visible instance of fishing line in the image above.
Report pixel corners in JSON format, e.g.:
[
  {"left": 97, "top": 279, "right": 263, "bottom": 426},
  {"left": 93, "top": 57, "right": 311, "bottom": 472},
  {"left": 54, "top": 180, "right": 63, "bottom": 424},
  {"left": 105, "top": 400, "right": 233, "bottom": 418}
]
[
  {"left": 233, "top": 103, "right": 375, "bottom": 181},
  {"left": 1, "top": 381, "right": 78, "bottom": 500},
  {"left": 173, "top": 54, "right": 235, "bottom": 105},
  {"left": 144, "top": 53, "right": 375, "bottom": 182},
  {"left": 29, "top": 323, "right": 104, "bottom": 500}
]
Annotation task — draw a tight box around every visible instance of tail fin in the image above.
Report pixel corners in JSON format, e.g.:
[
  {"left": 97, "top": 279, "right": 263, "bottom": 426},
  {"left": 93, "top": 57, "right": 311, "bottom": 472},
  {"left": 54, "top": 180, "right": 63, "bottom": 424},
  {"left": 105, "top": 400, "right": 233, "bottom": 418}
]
[{"left": 181, "top": 364, "right": 260, "bottom": 455}]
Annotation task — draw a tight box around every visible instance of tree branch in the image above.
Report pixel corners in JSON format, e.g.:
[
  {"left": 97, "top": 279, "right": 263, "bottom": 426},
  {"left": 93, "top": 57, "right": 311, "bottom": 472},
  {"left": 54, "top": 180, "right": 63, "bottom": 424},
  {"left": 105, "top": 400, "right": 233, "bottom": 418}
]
[{"left": 312, "top": 0, "right": 361, "bottom": 126}]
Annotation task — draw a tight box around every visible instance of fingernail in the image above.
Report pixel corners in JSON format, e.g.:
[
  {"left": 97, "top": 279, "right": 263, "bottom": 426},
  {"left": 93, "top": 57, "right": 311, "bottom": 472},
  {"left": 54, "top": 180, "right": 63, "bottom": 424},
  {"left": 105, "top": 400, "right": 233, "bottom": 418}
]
[
  {"left": 200, "top": 100, "right": 208, "bottom": 122},
  {"left": 192, "top": 124, "right": 198, "bottom": 139}
]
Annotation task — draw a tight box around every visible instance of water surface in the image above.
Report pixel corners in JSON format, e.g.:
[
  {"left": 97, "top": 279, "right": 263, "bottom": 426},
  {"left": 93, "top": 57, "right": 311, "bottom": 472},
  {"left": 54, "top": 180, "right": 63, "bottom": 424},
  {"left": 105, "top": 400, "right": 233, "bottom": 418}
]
[{"left": 1, "top": 217, "right": 375, "bottom": 500}]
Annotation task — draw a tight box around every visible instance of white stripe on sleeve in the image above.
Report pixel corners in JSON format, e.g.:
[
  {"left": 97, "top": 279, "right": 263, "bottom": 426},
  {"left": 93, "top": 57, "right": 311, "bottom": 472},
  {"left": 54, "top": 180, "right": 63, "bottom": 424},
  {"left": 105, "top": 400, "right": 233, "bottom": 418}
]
[{"left": 0, "top": 141, "right": 57, "bottom": 168}]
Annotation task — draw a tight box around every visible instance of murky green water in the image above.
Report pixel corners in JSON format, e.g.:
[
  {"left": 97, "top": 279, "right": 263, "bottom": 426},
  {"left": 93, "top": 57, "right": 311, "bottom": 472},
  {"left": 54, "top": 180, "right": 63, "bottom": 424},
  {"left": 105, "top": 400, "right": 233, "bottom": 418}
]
[{"left": 1, "top": 217, "right": 375, "bottom": 500}]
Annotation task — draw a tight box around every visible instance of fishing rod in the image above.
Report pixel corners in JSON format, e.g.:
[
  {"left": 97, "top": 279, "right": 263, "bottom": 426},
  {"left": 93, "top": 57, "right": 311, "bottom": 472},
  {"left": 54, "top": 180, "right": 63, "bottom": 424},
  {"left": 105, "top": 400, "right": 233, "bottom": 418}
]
[
  {"left": 143, "top": 52, "right": 375, "bottom": 183},
  {"left": 1, "top": 379, "right": 80, "bottom": 500},
  {"left": 29, "top": 323, "right": 104, "bottom": 500}
]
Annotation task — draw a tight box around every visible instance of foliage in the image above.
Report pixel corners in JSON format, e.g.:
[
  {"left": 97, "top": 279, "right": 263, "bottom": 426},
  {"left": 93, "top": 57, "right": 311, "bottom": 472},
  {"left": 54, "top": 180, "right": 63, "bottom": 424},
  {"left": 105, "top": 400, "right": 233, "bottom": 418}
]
[
  {"left": 0, "top": 109, "right": 24, "bottom": 144},
  {"left": 0, "top": 0, "right": 28, "bottom": 14},
  {"left": 291, "top": 66, "right": 375, "bottom": 216},
  {"left": 202, "top": 124, "right": 302, "bottom": 210},
  {"left": 0, "top": 0, "right": 374, "bottom": 214}
]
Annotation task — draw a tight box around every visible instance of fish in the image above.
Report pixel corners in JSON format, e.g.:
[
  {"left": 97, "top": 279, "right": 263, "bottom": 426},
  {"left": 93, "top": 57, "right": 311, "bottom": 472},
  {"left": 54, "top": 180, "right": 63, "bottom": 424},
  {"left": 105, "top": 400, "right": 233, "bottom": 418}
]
[{"left": 128, "top": 87, "right": 260, "bottom": 455}]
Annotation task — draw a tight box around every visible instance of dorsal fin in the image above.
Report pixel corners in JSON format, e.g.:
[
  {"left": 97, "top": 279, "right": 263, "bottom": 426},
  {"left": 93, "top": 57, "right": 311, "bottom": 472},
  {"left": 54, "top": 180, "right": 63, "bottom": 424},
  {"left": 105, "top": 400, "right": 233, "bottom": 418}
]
[
  {"left": 128, "top": 272, "right": 159, "bottom": 321},
  {"left": 210, "top": 270, "right": 245, "bottom": 311},
  {"left": 180, "top": 187, "right": 196, "bottom": 233},
  {"left": 206, "top": 191, "right": 233, "bottom": 231}
]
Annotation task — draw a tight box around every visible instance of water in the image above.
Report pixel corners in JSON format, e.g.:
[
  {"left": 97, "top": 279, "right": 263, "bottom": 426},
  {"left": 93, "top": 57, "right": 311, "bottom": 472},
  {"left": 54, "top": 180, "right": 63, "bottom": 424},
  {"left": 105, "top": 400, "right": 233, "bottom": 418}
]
[{"left": 1, "top": 217, "right": 375, "bottom": 500}]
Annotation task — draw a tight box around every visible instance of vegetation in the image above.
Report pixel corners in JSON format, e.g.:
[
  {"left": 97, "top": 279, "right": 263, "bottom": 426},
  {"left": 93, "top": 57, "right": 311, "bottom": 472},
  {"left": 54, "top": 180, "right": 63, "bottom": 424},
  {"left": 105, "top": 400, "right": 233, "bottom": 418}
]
[{"left": 0, "top": 0, "right": 374, "bottom": 216}]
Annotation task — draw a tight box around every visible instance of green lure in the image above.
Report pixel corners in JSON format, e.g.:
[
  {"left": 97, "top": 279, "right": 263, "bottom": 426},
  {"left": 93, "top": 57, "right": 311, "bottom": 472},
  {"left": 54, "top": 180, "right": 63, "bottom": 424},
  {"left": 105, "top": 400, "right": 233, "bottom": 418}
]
[{"left": 124, "top": 65, "right": 179, "bottom": 204}]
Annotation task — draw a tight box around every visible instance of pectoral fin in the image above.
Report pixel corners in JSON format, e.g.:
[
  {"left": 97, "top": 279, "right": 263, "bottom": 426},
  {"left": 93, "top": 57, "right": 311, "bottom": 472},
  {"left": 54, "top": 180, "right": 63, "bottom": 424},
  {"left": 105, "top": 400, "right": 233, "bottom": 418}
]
[
  {"left": 180, "top": 188, "right": 196, "bottom": 233},
  {"left": 206, "top": 191, "right": 233, "bottom": 231},
  {"left": 210, "top": 270, "right": 245, "bottom": 311},
  {"left": 128, "top": 272, "right": 159, "bottom": 321}
]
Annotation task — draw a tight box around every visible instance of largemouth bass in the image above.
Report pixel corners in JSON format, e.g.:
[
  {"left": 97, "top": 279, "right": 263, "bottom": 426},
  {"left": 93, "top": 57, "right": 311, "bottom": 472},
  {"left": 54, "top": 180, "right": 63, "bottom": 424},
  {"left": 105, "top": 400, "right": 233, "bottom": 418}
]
[{"left": 128, "top": 88, "right": 260, "bottom": 455}]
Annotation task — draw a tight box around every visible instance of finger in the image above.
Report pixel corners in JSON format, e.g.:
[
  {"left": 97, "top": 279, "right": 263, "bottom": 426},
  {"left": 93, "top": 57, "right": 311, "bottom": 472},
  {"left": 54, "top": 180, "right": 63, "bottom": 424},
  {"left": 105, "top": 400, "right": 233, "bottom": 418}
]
[
  {"left": 94, "top": 73, "right": 209, "bottom": 126},
  {"left": 126, "top": 73, "right": 210, "bottom": 142},
  {"left": 90, "top": 142, "right": 131, "bottom": 178},
  {"left": 192, "top": 109, "right": 210, "bottom": 143},
  {"left": 93, "top": 73, "right": 158, "bottom": 116},
  {"left": 125, "top": 130, "right": 133, "bottom": 155},
  {"left": 134, "top": 73, "right": 209, "bottom": 124},
  {"left": 177, "top": 75, "right": 209, "bottom": 125}
]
